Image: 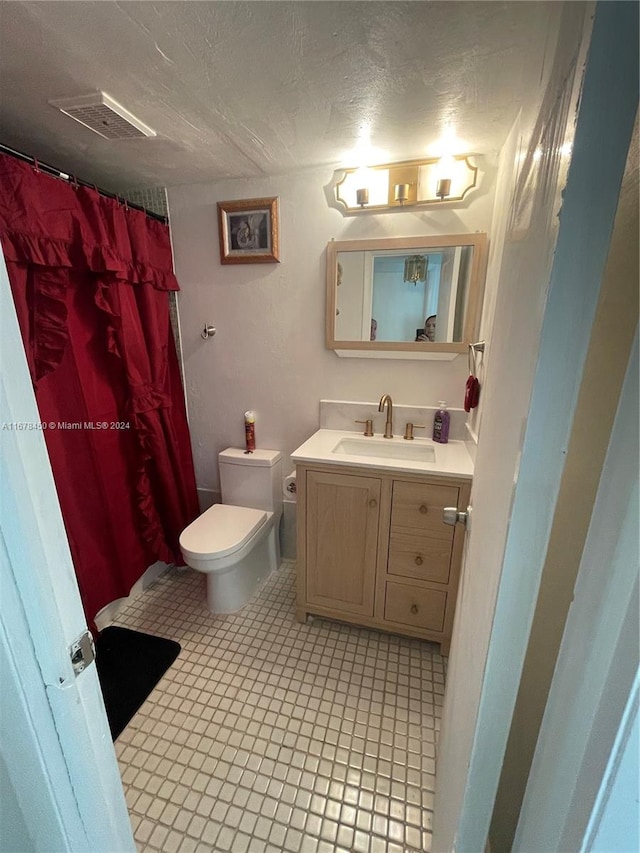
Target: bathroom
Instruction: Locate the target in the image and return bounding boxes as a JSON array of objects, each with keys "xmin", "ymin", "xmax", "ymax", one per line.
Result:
[{"xmin": 1, "ymin": 2, "xmax": 638, "ymax": 853}]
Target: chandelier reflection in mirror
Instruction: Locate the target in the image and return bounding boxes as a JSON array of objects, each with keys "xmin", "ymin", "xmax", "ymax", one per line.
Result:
[{"xmin": 404, "ymin": 255, "xmax": 427, "ymax": 284}]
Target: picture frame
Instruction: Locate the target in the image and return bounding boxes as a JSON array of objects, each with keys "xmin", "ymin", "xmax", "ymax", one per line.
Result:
[{"xmin": 217, "ymin": 196, "xmax": 280, "ymax": 264}]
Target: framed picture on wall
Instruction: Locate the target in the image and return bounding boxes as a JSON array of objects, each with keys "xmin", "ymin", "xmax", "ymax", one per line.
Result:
[{"xmin": 217, "ymin": 197, "xmax": 280, "ymax": 264}]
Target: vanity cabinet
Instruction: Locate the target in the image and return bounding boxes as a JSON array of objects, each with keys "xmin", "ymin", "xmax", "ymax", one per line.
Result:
[
  {"xmin": 296, "ymin": 463, "xmax": 471, "ymax": 655},
  {"xmin": 304, "ymin": 470, "xmax": 380, "ymax": 617}
]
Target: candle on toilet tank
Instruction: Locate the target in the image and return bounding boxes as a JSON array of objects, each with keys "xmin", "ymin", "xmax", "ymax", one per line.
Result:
[{"xmin": 244, "ymin": 411, "xmax": 256, "ymax": 453}]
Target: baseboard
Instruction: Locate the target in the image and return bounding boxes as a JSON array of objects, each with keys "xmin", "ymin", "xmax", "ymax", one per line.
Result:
[
  {"xmin": 94, "ymin": 560, "xmax": 172, "ymax": 631},
  {"xmin": 130, "ymin": 560, "xmax": 171, "ymax": 594},
  {"xmin": 197, "ymin": 487, "xmax": 219, "ymax": 512}
]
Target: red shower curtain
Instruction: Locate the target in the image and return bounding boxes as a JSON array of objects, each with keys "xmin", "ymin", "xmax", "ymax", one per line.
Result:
[{"xmin": 0, "ymin": 155, "xmax": 199, "ymax": 629}]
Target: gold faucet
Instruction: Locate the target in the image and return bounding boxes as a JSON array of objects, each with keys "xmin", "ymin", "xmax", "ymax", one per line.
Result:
[{"xmin": 378, "ymin": 394, "xmax": 393, "ymax": 438}]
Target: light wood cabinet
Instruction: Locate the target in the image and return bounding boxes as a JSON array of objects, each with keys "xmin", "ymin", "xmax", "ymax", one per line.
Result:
[
  {"xmin": 296, "ymin": 462, "xmax": 471, "ymax": 655},
  {"xmin": 304, "ymin": 470, "xmax": 380, "ymax": 617}
]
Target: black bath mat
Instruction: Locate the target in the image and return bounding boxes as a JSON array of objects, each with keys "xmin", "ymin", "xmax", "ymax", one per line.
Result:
[{"xmin": 95, "ymin": 626, "xmax": 181, "ymax": 740}]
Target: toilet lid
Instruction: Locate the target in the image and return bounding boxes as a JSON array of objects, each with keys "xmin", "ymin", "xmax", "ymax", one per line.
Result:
[{"xmin": 179, "ymin": 504, "xmax": 269, "ymax": 561}]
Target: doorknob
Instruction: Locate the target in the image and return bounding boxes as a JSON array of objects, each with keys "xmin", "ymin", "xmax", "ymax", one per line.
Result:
[{"xmin": 443, "ymin": 506, "xmax": 470, "ymax": 527}]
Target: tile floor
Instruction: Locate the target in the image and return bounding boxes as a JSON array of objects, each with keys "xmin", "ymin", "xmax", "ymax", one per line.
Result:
[{"xmin": 113, "ymin": 562, "xmax": 445, "ymax": 853}]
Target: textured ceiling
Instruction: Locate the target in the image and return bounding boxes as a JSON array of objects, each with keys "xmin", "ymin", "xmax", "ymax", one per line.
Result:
[{"xmin": 0, "ymin": 1, "xmax": 558, "ymax": 192}]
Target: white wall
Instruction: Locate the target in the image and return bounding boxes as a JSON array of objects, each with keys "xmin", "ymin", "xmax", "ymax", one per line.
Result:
[
  {"xmin": 588, "ymin": 680, "xmax": 639, "ymax": 853},
  {"xmin": 434, "ymin": 2, "xmax": 638, "ymax": 850},
  {"xmin": 335, "ymin": 250, "xmax": 365, "ymax": 340},
  {"xmin": 434, "ymin": 1, "xmax": 591, "ymax": 849},
  {"xmin": 168, "ymin": 165, "xmax": 495, "ymax": 496},
  {"xmin": 491, "ymin": 104, "xmax": 639, "ymax": 849}
]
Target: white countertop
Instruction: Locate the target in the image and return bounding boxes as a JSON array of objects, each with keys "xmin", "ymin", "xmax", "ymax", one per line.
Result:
[{"xmin": 291, "ymin": 429, "xmax": 474, "ymax": 480}]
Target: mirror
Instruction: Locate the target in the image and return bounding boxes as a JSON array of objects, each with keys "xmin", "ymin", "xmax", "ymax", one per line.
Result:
[{"xmin": 326, "ymin": 233, "xmax": 488, "ymax": 359}]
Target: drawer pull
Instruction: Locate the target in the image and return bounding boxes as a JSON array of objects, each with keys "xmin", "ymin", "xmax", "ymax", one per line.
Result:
[
  {"xmin": 414, "ymin": 555, "xmax": 423, "ymax": 566},
  {"xmin": 419, "ymin": 504, "xmax": 428, "ymax": 514},
  {"xmin": 369, "ymin": 498, "xmax": 377, "ymax": 508},
  {"xmin": 410, "ymin": 604, "xmax": 419, "ymax": 614}
]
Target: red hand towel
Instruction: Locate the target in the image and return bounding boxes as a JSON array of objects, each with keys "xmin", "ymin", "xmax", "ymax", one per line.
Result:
[{"xmin": 464, "ymin": 375, "xmax": 481, "ymax": 412}]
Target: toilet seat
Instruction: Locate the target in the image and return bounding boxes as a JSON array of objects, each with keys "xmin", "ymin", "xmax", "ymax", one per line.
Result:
[{"xmin": 179, "ymin": 504, "xmax": 270, "ymax": 562}]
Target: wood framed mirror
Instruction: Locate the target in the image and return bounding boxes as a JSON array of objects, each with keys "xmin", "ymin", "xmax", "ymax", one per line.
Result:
[{"xmin": 326, "ymin": 233, "xmax": 488, "ymax": 359}]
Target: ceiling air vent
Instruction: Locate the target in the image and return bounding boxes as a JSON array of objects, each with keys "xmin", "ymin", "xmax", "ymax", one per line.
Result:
[{"xmin": 48, "ymin": 92, "xmax": 156, "ymax": 140}]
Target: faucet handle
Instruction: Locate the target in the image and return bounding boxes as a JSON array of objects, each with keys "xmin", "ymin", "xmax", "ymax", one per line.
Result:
[
  {"xmin": 355, "ymin": 419, "xmax": 374, "ymax": 436},
  {"xmin": 404, "ymin": 422, "xmax": 425, "ymax": 440}
]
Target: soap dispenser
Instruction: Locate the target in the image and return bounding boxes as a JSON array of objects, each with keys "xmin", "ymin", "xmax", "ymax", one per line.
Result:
[{"xmin": 432, "ymin": 401, "xmax": 450, "ymax": 444}]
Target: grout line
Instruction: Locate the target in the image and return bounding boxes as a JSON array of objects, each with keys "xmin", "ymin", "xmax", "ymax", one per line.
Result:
[{"xmin": 113, "ymin": 561, "xmax": 441, "ymax": 853}]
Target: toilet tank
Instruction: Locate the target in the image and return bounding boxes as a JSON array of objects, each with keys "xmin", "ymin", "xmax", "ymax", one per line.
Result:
[{"xmin": 219, "ymin": 448, "xmax": 283, "ymax": 517}]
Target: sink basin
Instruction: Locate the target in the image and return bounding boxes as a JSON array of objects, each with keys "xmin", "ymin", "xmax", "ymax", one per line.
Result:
[
  {"xmin": 332, "ymin": 437, "xmax": 436, "ymax": 463},
  {"xmin": 291, "ymin": 428, "xmax": 472, "ymax": 478}
]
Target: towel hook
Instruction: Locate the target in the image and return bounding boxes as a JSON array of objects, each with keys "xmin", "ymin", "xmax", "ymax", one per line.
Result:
[
  {"xmin": 468, "ymin": 340, "xmax": 485, "ymax": 374},
  {"xmin": 201, "ymin": 324, "xmax": 216, "ymax": 340}
]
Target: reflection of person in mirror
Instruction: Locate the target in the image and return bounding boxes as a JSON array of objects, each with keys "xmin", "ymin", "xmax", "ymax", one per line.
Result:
[
  {"xmin": 370, "ymin": 318, "xmax": 378, "ymax": 341},
  {"xmin": 416, "ymin": 315, "xmax": 437, "ymax": 342}
]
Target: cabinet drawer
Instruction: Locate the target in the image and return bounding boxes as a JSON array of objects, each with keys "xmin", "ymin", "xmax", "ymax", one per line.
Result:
[
  {"xmin": 388, "ymin": 531, "xmax": 452, "ymax": 583},
  {"xmin": 391, "ymin": 480, "xmax": 458, "ymax": 538},
  {"xmin": 384, "ymin": 582, "xmax": 446, "ymax": 633}
]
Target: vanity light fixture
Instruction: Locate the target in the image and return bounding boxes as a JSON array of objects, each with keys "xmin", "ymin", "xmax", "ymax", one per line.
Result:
[
  {"xmin": 403, "ymin": 255, "xmax": 427, "ymax": 284},
  {"xmin": 394, "ymin": 183, "xmax": 410, "ymax": 204},
  {"xmin": 436, "ymin": 178, "xmax": 452, "ymax": 200},
  {"xmin": 329, "ymin": 155, "xmax": 478, "ymax": 215}
]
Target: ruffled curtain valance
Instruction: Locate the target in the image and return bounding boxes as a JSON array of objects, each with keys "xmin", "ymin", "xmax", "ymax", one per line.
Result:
[
  {"xmin": 0, "ymin": 157, "xmax": 177, "ymax": 284},
  {"xmin": 0, "ymin": 157, "xmax": 178, "ymax": 380}
]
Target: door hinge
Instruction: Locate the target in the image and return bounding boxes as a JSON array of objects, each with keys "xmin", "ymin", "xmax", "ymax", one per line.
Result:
[{"xmin": 69, "ymin": 630, "xmax": 95, "ymax": 676}]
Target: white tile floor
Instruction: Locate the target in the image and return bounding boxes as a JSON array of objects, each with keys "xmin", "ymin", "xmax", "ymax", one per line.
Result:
[{"xmin": 113, "ymin": 562, "xmax": 445, "ymax": 853}]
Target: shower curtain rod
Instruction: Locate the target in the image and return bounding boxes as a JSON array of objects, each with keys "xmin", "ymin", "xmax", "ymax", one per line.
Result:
[{"xmin": 0, "ymin": 142, "xmax": 168, "ymax": 224}]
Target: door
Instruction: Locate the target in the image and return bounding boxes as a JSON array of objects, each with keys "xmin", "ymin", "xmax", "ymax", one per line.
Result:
[
  {"xmin": 305, "ymin": 469, "xmax": 381, "ymax": 616},
  {"xmin": 0, "ymin": 247, "xmax": 135, "ymax": 851},
  {"xmin": 513, "ymin": 335, "xmax": 638, "ymax": 851},
  {"xmin": 433, "ymin": 4, "xmax": 638, "ymax": 851}
]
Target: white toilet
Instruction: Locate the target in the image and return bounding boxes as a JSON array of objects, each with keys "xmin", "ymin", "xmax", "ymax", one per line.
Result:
[{"xmin": 179, "ymin": 448, "xmax": 282, "ymax": 614}]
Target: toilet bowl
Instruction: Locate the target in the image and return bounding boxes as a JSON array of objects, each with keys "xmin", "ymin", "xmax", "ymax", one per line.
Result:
[{"xmin": 179, "ymin": 448, "xmax": 282, "ymax": 613}]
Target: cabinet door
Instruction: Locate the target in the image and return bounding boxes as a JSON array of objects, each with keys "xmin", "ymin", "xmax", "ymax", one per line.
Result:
[{"xmin": 305, "ymin": 470, "xmax": 381, "ymax": 617}]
